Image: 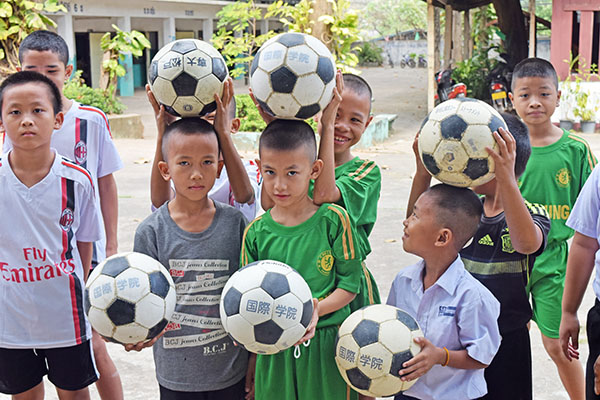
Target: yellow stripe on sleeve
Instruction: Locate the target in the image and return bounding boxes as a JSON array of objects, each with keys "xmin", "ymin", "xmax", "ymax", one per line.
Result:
[
  {"xmin": 327, "ymin": 204, "xmax": 355, "ymax": 260},
  {"xmin": 569, "ymin": 134, "xmax": 597, "ymax": 169},
  {"xmin": 349, "ymin": 160, "xmax": 370, "ymax": 178},
  {"xmin": 240, "ymin": 216, "xmax": 262, "ymax": 266},
  {"xmin": 354, "ymin": 161, "xmax": 376, "ymax": 182}
]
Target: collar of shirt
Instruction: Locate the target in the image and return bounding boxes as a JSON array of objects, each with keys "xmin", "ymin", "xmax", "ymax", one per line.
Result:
[{"xmin": 406, "ymin": 255, "xmax": 464, "ymax": 297}]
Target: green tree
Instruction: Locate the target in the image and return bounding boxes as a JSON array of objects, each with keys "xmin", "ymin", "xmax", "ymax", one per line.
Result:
[
  {"xmin": 361, "ymin": 0, "xmax": 427, "ymax": 38},
  {"xmin": 0, "ymin": 0, "xmax": 65, "ymax": 77},
  {"xmin": 99, "ymin": 24, "xmax": 150, "ymax": 97}
]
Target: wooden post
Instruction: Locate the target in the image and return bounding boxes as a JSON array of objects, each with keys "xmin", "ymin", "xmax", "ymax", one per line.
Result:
[
  {"xmin": 310, "ymin": 0, "xmax": 333, "ymax": 50},
  {"xmin": 453, "ymin": 10, "xmax": 463, "ymax": 63},
  {"xmin": 427, "ymin": 0, "xmax": 435, "ymax": 112},
  {"xmin": 463, "ymin": 10, "xmax": 471, "ymax": 60},
  {"xmin": 444, "ymin": 5, "xmax": 453, "ymax": 68},
  {"xmin": 529, "ymin": 0, "xmax": 536, "ymax": 57},
  {"xmin": 434, "ymin": 6, "xmax": 441, "ymax": 72}
]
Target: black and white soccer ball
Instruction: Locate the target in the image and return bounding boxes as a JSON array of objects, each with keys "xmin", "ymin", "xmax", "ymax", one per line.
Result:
[
  {"xmin": 249, "ymin": 32, "xmax": 336, "ymax": 120},
  {"xmin": 418, "ymin": 98, "xmax": 507, "ymax": 187},
  {"xmin": 84, "ymin": 252, "xmax": 176, "ymax": 344},
  {"xmin": 219, "ymin": 260, "xmax": 314, "ymax": 354},
  {"xmin": 335, "ymin": 304, "xmax": 423, "ymax": 397},
  {"xmin": 148, "ymin": 39, "xmax": 229, "ymax": 117}
]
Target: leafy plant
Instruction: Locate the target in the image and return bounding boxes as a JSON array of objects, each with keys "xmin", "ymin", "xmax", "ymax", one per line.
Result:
[
  {"xmin": 0, "ymin": 0, "xmax": 66, "ymax": 77},
  {"xmin": 236, "ymin": 93, "xmax": 317, "ymax": 132},
  {"xmin": 451, "ymin": 47, "xmax": 496, "ymax": 100},
  {"xmin": 562, "ymin": 53, "xmax": 600, "ymax": 122},
  {"xmin": 317, "ymin": 0, "xmax": 361, "ymax": 73},
  {"xmin": 360, "ymin": 0, "xmax": 427, "ymax": 38},
  {"xmin": 64, "ymin": 71, "xmax": 126, "ymax": 115},
  {"xmin": 356, "ymin": 42, "xmax": 383, "ymax": 65},
  {"xmin": 99, "ymin": 24, "xmax": 150, "ymax": 97}
]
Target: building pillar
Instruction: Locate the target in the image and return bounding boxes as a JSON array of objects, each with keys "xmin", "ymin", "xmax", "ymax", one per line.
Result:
[
  {"xmin": 116, "ymin": 16, "xmax": 134, "ymax": 97},
  {"xmin": 56, "ymin": 14, "xmax": 76, "ymax": 72},
  {"xmin": 203, "ymin": 18, "xmax": 213, "ymax": 42},
  {"xmin": 162, "ymin": 17, "xmax": 176, "ymax": 48},
  {"xmin": 260, "ymin": 19, "xmax": 269, "ymax": 35}
]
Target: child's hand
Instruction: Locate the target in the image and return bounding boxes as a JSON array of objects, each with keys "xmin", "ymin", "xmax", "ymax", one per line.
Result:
[
  {"xmin": 123, "ymin": 328, "xmax": 166, "ymax": 352},
  {"xmin": 559, "ymin": 311, "xmax": 581, "ymax": 361},
  {"xmin": 245, "ymin": 353, "xmax": 256, "ymax": 400},
  {"xmin": 249, "ymin": 88, "xmax": 275, "ymax": 125},
  {"xmin": 319, "ymin": 70, "xmax": 343, "ymax": 132},
  {"xmin": 146, "ymin": 84, "xmax": 177, "ymax": 139},
  {"xmin": 486, "ymin": 127, "xmax": 516, "ymax": 185},
  {"xmin": 398, "ymin": 337, "xmax": 444, "ymax": 381},
  {"xmin": 412, "ymin": 132, "xmax": 429, "ymax": 178},
  {"xmin": 294, "ymin": 298, "xmax": 319, "ymax": 345},
  {"xmin": 214, "ymin": 77, "xmax": 234, "ymax": 137}
]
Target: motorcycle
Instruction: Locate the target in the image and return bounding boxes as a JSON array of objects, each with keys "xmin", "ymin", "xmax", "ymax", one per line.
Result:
[
  {"xmin": 417, "ymin": 54, "xmax": 427, "ymax": 68},
  {"xmin": 487, "ymin": 51, "xmax": 513, "ymax": 113},
  {"xmin": 400, "ymin": 54, "xmax": 416, "ymax": 68},
  {"xmin": 434, "ymin": 69, "xmax": 467, "ymax": 104}
]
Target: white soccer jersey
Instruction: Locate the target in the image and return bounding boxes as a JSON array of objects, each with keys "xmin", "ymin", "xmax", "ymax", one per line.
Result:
[
  {"xmin": 3, "ymin": 101, "xmax": 123, "ymax": 263},
  {"xmin": 0, "ymin": 151, "xmax": 102, "ymax": 348},
  {"xmin": 211, "ymin": 161, "xmax": 261, "ymax": 221}
]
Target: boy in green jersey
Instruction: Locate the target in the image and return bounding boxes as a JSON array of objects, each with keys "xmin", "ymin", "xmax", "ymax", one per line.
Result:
[
  {"xmin": 511, "ymin": 58, "xmax": 597, "ymax": 399},
  {"xmin": 241, "ymin": 118, "xmax": 362, "ymax": 400}
]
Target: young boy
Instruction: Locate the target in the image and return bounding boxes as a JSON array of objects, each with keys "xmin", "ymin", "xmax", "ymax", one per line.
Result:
[
  {"xmin": 408, "ymin": 115, "xmax": 550, "ymax": 399},
  {"xmin": 388, "ymin": 184, "xmax": 501, "ymax": 400},
  {"xmin": 560, "ymin": 163, "xmax": 600, "ymax": 400},
  {"xmin": 512, "ymin": 58, "xmax": 596, "ymax": 399},
  {"xmin": 2, "ymin": 30, "xmax": 124, "ymax": 398},
  {"xmin": 133, "ymin": 109, "xmax": 251, "ymax": 398},
  {"xmin": 0, "ymin": 71, "xmax": 101, "ymax": 399},
  {"xmin": 241, "ymin": 119, "xmax": 363, "ymax": 400},
  {"xmin": 147, "ymin": 80, "xmax": 260, "ymax": 222}
]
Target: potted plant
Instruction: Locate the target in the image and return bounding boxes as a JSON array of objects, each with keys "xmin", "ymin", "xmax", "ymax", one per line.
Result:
[
  {"xmin": 573, "ymin": 87, "xmax": 598, "ymax": 133},
  {"xmin": 560, "ymin": 54, "xmax": 599, "ymax": 133}
]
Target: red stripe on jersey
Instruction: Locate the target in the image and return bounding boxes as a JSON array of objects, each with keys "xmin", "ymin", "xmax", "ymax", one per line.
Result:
[
  {"xmin": 69, "ymin": 274, "xmax": 83, "ymax": 344},
  {"xmin": 79, "ymin": 106, "xmax": 112, "ymax": 138},
  {"xmin": 61, "ymin": 178, "xmax": 69, "ymax": 261},
  {"xmin": 61, "ymin": 161, "xmax": 94, "ymax": 189},
  {"xmin": 75, "ymin": 118, "xmax": 81, "ymax": 144}
]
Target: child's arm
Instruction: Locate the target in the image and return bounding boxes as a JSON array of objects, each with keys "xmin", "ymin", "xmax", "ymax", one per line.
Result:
[
  {"xmin": 489, "ymin": 127, "xmax": 543, "ymax": 254},
  {"xmin": 147, "ymin": 85, "xmax": 176, "ymax": 208},
  {"xmin": 214, "ymin": 78, "xmax": 254, "ymax": 204},
  {"xmin": 560, "ymin": 231, "xmax": 598, "ymax": 360},
  {"xmin": 77, "ymin": 241, "xmax": 93, "ymax": 281},
  {"xmin": 317, "ymin": 288, "xmax": 355, "ymax": 316},
  {"xmin": 245, "ymin": 353, "xmax": 256, "ymax": 400},
  {"xmin": 98, "ymin": 174, "xmax": 118, "ymax": 256},
  {"xmin": 399, "ymin": 337, "xmax": 486, "ymax": 381},
  {"xmin": 313, "ymin": 71, "xmax": 343, "ymax": 205},
  {"xmin": 406, "ymin": 133, "xmax": 431, "ymax": 218}
]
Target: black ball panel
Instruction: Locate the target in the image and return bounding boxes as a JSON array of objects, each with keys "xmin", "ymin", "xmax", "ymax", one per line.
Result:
[
  {"xmin": 300, "ymin": 300, "xmax": 314, "ymax": 328},
  {"xmin": 84, "ymin": 289, "xmax": 91, "ymax": 315},
  {"xmin": 146, "ymin": 318, "xmax": 168, "ymax": 340},
  {"xmin": 296, "ymin": 103, "xmax": 321, "ymax": 120},
  {"xmin": 440, "ymin": 115, "xmax": 468, "ymax": 140},
  {"xmin": 257, "ymin": 99, "xmax": 275, "ymax": 117},
  {"xmin": 101, "ymin": 257, "xmax": 130, "ymax": 277},
  {"xmin": 250, "ymin": 51, "xmax": 261, "ymax": 77},
  {"xmin": 149, "ymin": 271, "xmax": 170, "ymax": 298},
  {"xmin": 107, "ymin": 299, "xmax": 136, "ymax": 326},
  {"xmin": 488, "ymin": 115, "xmax": 507, "ymax": 135},
  {"xmin": 277, "ymin": 33, "xmax": 306, "ymax": 47},
  {"xmin": 352, "ymin": 319, "xmax": 380, "ymax": 347},
  {"xmin": 464, "ymin": 158, "xmax": 490, "ymax": 180},
  {"xmin": 316, "ymin": 56, "xmax": 335, "ymax": 83},
  {"xmin": 171, "ymin": 40, "xmax": 198, "ymax": 54},
  {"xmin": 149, "ymin": 60, "xmax": 159, "ymax": 84},
  {"xmin": 223, "ymin": 287, "xmax": 243, "ymax": 316},
  {"xmin": 212, "ymin": 57, "xmax": 228, "ymax": 82},
  {"xmin": 199, "ymin": 101, "xmax": 217, "ymax": 116},
  {"xmin": 171, "ymin": 72, "xmax": 198, "ymax": 97},
  {"xmin": 163, "ymin": 105, "xmax": 181, "ymax": 117},
  {"xmin": 396, "ymin": 310, "xmax": 419, "ymax": 331},
  {"xmin": 271, "ymin": 67, "xmax": 297, "ymax": 94},
  {"xmin": 346, "ymin": 368, "xmax": 371, "ymax": 390},
  {"xmin": 254, "ymin": 320, "xmax": 284, "ymax": 345},
  {"xmin": 261, "ymin": 272, "xmax": 290, "ymax": 299},
  {"xmin": 390, "ymin": 350, "xmax": 414, "ymax": 378},
  {"xmin": 422, "ymin": 153, "xmax": 441, "ymax": 175}
]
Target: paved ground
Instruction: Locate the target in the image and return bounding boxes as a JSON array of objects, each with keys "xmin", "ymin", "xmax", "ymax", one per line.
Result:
[{"xmin": 4, "ymin": 66, "xmax": 599, "ymax": 399}]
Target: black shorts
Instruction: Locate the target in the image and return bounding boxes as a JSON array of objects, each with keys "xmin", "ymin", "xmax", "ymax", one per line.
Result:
[
  {"xmin": 159, "ymin": 378, "xmax": 245, "ymax": 400},
  {"xmin": 482, "ymin": 326, "xmax": 532, "ymax": 400},
  {"xmin": 586, "ymin": 299, "xmax": 600, "ymax": 400},
  {"xmin": 0, "ymin": 340, "xmax": 98, "ymax": 395}
]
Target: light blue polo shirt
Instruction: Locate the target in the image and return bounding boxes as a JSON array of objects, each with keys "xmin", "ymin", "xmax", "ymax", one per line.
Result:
[{"xmin": 387, "ymin": 256, "xmax": 501, "ymax": 400}]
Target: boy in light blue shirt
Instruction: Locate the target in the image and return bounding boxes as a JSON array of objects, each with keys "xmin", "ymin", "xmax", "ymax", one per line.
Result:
[{"xmin": 387, "ymin": 184, "xmax": 501, "ymax": 400}]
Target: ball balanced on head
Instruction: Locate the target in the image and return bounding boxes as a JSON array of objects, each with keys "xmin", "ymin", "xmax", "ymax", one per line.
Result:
[
  {"xmin": 148, "ymin": 38, "xmax": 229, "ymax": 117},
  {"xmin": 418, "ymin": 98, "xmax": 507, "ymax": 187},
  {"xmin": 250, "ymin": 32, "xmax": 336, "ymax": 120}
]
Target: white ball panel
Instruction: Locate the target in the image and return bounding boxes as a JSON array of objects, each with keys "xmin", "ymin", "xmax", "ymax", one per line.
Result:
[
  {"xmin": 151, "ymin": 77, "xmax": 178, "ymax": 106},
  {"xmin": 88, "ymin": 307, "xmax": 115, "ymax": 338},
  {"xmin": 285, "ymin": 44, "xmax": 318, "ymax": 76},
  {"xmin": 461, "ymin": 125, "xmax": 497, "ymax": 158},
  {"xmin": 455, "ymin": 100, "xmax": 493, "ymax": 125},
  {"xmin": 88, "ymin": 274, "xmax": 117, "ymax": 309},
  {"xmin": 245, "ymin": 341, "xmax": 279, "ymax": 355},
  {"xmin": 239, "ymin": 288, "xmax": 274, "ymax": 325},
  {"xmin": 357, "ymin": 342, "xmax": 393, "ymax": 379},
  {"xmin": 171, "ymin": 96, "xmax": 204, "ymax": 117},
  {"xmin": 266, "ymin": 93, "xmax": 301, "ymax": 119},
  {"xmin": 369, "ymin": 374, "xmax": 406, "ymax": 397},
  {"xmin": 304, "ymin": 34, "xmax": 333, "ymax": 58},
  {"xmin": 113, "ymin": 323, "xmax": 150, "ymax": 344},
  {"xmin": 318, "ymin": 79, "xmax": 336, "ymax": 110},
  {"xmin": 428, "ymin": 98, "xmax": 461, "ymax": 122},
  {"xmin": 225, "ymin": 314, "xmax": 256, "ymax": 346},
  {"xmin": 230, "ymin": 267, "xmax": 267, "ymax": 294},
  {"xmin": 156, "ymin": 51, "xmax": 185, "ymax": 81},
  {"xmin": 272, "ymin": 293, "xmax": 304, "ymax": 329},
  {"xmin": 361, "ymin": 304, "xmax": 398, "ymax": 323},
  {"xmin": 195, "ymin": 74, "xmax": 222, "ymax": 105},
  {"xmin": 164, "ymin": 288, "xmax": 176, "ymax": 320},
  {"xmin": 257, "ymin": 42, "xmax": 288, "ymax": 73},
  {"xmin": 275, "ymin": 324, "xmax": 306, "ymax": 351},
  {"xmin": 336, "ymin": 333, "xmax": 361, "ymax": 370},
  {"xmin": 433, "ymin": 140, "xmax": 469, "ymax": 172},
  {"xmin": 182, "ymin": 49, "xmax": 213, "ymax": 80},
  {"xmin": 257, "ymin": 260, "xmax": 294, "ymax": 275},
  {"xmin": 286, "ymin": 271, "xmax": 312, "ymax": 304},
  {"xmin": 125, "ymin": 252, "xmax": 162, "ymax": 274},
  {"xmin": 135, "ymin": 293, "xmax": 166, "ymax": 329},
  {"xmin": 293, "ymin": 74, "xmax": 325, "ymax": 105},
  {"xmin": 114, "ymin": 268, "xmax": 150, "ymax": 303},
  {"xmin": 338, "ymin": 308, "xmax": 364, "ymax": 336},
  {"xmin": 250, "ymin": 69, "xmax": 272, "ymax": 103},
  {"xmin": 418, "ymin": 120, "xmax": 442, "ymax": 154},
  {"xmin": 435, "ymin": 170, "xmax": 471, "ymax": 187}
]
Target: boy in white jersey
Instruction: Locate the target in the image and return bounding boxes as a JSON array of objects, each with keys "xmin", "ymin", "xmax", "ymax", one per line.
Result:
[
  {"xmin": 1, "ymin": 30, "xmax": 125, "ymax": 399},
  {"xmin": 0, "ymin": 71, "xmax": 101, "ymax": 399}
]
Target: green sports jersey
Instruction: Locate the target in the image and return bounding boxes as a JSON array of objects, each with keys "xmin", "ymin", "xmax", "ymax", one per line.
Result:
[
  {"xmin": 309, "ymin": 157, "xmax": 381, "ymax": 259},
  {"xmin": 241, "ymin": 203, "xmax": 362, "ymax": 328},
  {"xmin": 519, "ymin": 129, "xmax": 597, "ymax": 244}
]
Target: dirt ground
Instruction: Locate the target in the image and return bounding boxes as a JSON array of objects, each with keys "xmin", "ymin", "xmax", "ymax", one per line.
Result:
[{"xmin": 4, "ymin": 66, "xmax": 599, "ymax": 400}]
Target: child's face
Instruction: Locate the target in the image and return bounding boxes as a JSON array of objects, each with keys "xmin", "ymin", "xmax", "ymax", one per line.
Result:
[
  {"xmin": 402, "ymin": 192, "xmax": 443, "ymax": 257},
  {"xmin": 20, "ymin": 50, "xmax": 72, "ymax": 99},
  {"xmin": 159, "ymin": 133, "xmax": 219, "ymax": 203},
  {"xmin": 0, "ymin": 82, "xmax": 63, "ymax": 151},
  {"xmin": 259, "ymin": 145, "xmax": 321, "ymax": 208},
  {"xmin": 333, "ymin": 89, "xmax": 372, "ymax": 156},
  {"xmin": 510, "ymin": 76, "xmax": 559, "ymax": 127}
]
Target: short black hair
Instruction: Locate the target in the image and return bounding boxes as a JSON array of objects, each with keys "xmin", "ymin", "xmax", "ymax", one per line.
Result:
[
  {"xmin": 259, "ymin": 119, "xmax": 317, "ymax": 161},
  {"xmin": 0, "ymin": 71, "xmax": 62, "ymax": 117},
  {"xmin": 162, "ymin": 117, "xmax": 218, "ymax": 159},
  {"xmin": 19, "ymin": 30, "xmax": 69, "ymax": 66},
  {"xmin": 342, "ymin": 73, "xmax": 373, "ymax": 112},
  {"xmin": 425, "ymin": 184, "xmax": 483, "ymax": 250},
  {"xmin": 501, "ymin": 112, "xmax": 531, "ymax": 177},
  {"xmin": 511, "ymin": 58, "xmax": 558, "ymax": 91}
]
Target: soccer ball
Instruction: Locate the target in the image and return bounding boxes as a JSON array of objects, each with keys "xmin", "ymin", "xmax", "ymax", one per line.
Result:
[
  {"xmin": 335, "ymin": 304, "xmax": 423, "ymax": 397},
  {"xmin": 148, "ymin": 39, "xmax": 229, "ymax": 117},
  {"xmin": 84, "ymin": 252, "xmax": 176, "ymax": 344},
  {"xmin": 250, "ymin": 32, "xmax": 336, "ymax": 120},
  {"xmin": 418, "ymin": 98, "xmax": 507, "ymax": 187},
  {"xmin": 219, "ymin": 260, "xmax": 314, "ymax": 354}
]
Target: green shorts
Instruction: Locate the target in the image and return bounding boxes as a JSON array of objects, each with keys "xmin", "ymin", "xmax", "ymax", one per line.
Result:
[
  {"xmin": 526, "ymin": 241, "xmax": 568, "ymax": 339},
  {"xmin": 348, "ymin": 262, "xmax": 381, "ymax": 313},
  {"xmin": 255, "ymin": 325, "xmax": 357, "ymax": 400}
]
